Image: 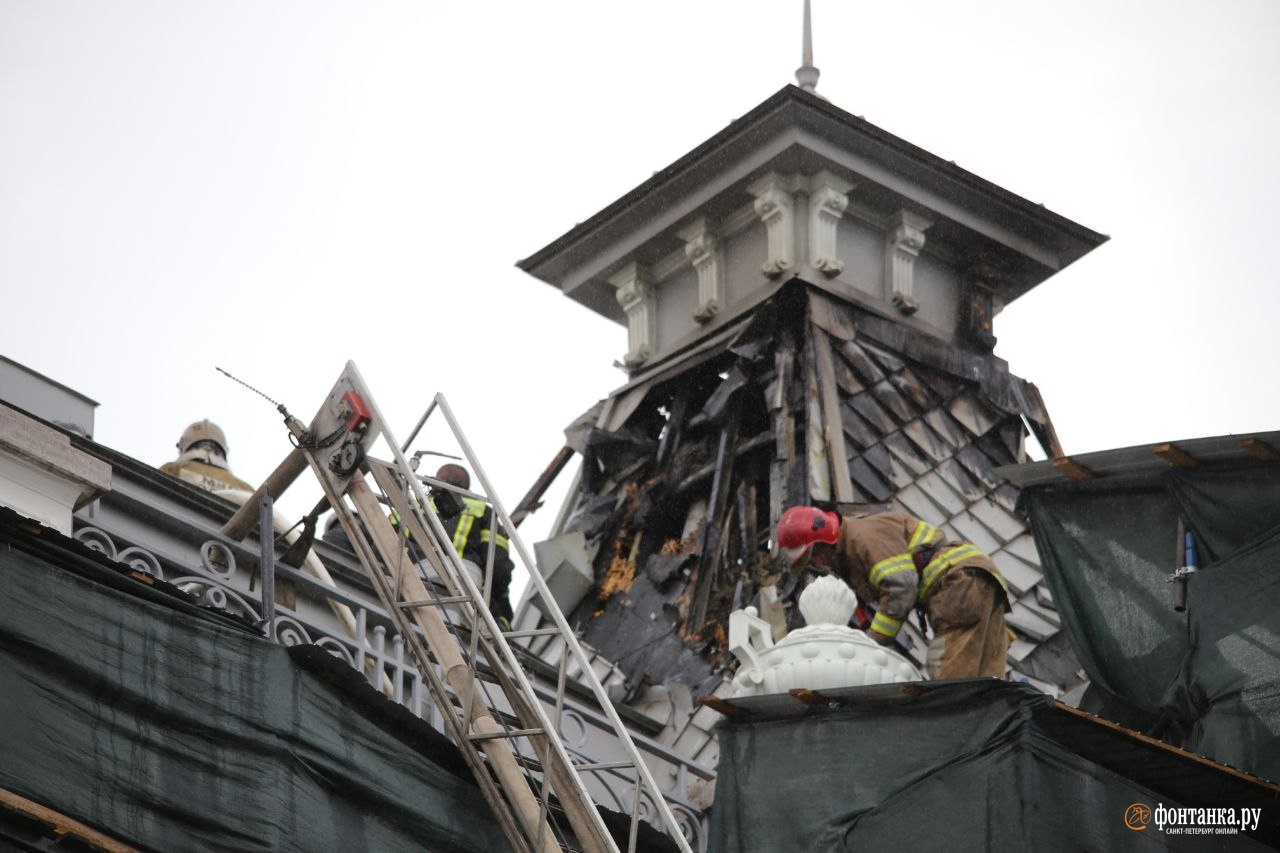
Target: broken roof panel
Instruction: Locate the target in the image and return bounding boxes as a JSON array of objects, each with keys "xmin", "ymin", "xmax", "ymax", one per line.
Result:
[{"xmin": 520, "ymin": 283, "xmax": 1080, "ymax": 725}]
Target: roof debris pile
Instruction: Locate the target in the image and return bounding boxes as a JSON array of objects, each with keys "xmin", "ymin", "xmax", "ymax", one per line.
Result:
[{"xmin": 549, "ymin": 281, "xmax": 1080, "ymax": 698}]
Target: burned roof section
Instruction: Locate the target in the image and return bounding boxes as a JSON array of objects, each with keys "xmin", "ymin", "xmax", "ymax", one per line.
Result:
[{"xmin": 535, "ymin": 280, "xmax": 1077, "ymax": 698}]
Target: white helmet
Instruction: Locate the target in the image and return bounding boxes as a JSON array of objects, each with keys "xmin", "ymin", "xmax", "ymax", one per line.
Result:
[{"xmin": 178, "ymin": 419, "xmax": 228, "ymax": 455}]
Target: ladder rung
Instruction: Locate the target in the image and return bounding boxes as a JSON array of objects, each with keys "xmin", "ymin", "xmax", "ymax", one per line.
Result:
[
  {"xmin": 503, "ymin": 628, "xmax": 562, "ymax": 639},
  {"xmin": 399, "ymin": 595, "xmax": 472, "ymax": 609},
  {"xmin": 574, "ymin": 760, "xmax": 635, "ymax": 772},
  {"xmin": 469, "ymin": 727, "xmax": 544, "ymax": 742}
]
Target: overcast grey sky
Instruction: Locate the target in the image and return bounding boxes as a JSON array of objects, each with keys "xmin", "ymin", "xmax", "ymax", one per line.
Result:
[{"xmin": 3, "ymin": 1, "xmax": 1278, "ymax": 581}]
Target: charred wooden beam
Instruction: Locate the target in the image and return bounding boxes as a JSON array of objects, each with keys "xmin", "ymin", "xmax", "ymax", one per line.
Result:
[
  {"xmin": 768, "ymin": 329, "xmax": 796, "ymax": 532},
  {"xmin": 511, "ymin": 445, "xmax": 575, "ymax": 527},
  {"xmin": 782, "ymin": 332, "xmax": 810, "ymax": 512},
  {"xmin": 674, "ymin": 431, "xmax": 774, "ymax": 494},
  {"xmin": 654, "ymin": 389, "xmax": 691, "ymax": 473},
  {"xmin": 700, "ymin": 364, "xmax": 750, "ymax": 423},
  {"xmin": 691, "ymin": 411, "xmax": 740, "ymax": 631}
]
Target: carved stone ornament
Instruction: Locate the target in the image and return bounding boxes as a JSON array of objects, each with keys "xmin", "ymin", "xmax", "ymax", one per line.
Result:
[
  {"xmin": 728, "ymin": 575, "xmax": 922, "ymax": 696},
  {"xmin": 807, "ymin": 171, "xmax": 855, "ymax": 277},
  {"xmin": 678, "ymin": 218, "xmax": 726, "ymax": 323},
  {"xmin": 610, "ymin": 263, "xmax": 656, "ymax": 367},
  {"xmin": 748, "ymin": 173, "xmax": 798, "ymax": 278},
  {"xmin": 885, "ymin": 211, "xmax": 932, "ymax": 315}
]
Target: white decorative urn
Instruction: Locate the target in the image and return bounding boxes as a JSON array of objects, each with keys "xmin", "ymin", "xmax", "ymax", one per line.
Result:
[{"xmin": 728, "ymin": 575, "xmax": 922, "ymax": 696}]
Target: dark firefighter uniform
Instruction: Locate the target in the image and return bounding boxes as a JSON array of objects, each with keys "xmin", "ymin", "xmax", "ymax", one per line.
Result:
[{"xmin": 439, "ymin": 496, "xmax": 515, "ymax": 625}]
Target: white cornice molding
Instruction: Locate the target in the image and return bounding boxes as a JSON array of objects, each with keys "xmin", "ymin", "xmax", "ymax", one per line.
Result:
[
  {"xmin": 677, "ymin": 217, "xmax": 727, "ymax": 323},
  {"xmin": 610, "ymin": 262, "xmax": 657, "ymax": 367},
  {"xmin": 885, "ymin": 210, "xmax": 932, "ymax": 315},
  {"xmin": 807, "ymin": 170, "xmax": 855, "ymax": 277},
  {"xmin": 748, "ymin": 172, "xmax": 803, "ymax": 278}
]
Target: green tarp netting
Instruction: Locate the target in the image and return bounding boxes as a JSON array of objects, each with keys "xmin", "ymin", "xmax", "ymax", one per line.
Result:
[
  {"xmin": 1022, "ymin": 464, "xmax": 1280, "ymax": 781},
  {"xmin": 709, "ymin": 681, "xmax": 1272, "ymax": 852},
  {"xmin": 0, "ymin": 528, "xmax": 511, "ymax": 852}
]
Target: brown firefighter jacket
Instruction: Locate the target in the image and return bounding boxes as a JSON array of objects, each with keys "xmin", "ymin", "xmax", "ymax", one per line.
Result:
[
  {"xmin": 160, "ymin": 459, "xmax": 254, "ymax": 494},
  {"xmin": 833, "ymin": 512, "xmax": 1009, "ymax": 641}
]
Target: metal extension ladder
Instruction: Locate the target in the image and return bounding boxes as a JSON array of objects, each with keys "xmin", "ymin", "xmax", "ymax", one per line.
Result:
[{"xmin": 225, "ymin": 362, "xmax": 691, "ymax": 853}]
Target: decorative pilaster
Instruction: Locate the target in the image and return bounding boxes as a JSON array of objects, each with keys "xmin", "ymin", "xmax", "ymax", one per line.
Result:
[
  {"xmin": 748, "ymin": 173, "xmax": 797, "ymax": 278},
  {"xmin": 884, "ymin": 211, "xmax": 932, "ymax": 315},
  {"xmin": 611, "ymin": 263, "xmax": 656, "ymax": 367},
  {"xmin": 807, "ymin": 171, "xmax": 854, "ymax": 277},
  {"xmin": 677, "ymin": 218, "xmax": 726, "ymax": 323}
]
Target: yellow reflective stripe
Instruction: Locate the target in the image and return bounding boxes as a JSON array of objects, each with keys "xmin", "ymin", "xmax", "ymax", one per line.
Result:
[
  {"xmin": 920, "ymin": 544, "xmax": 984, "ymax": 596},
  {"xmin": 387, "ymin": 508, "xmax": 412, "ymax": 540},
  {"xmin": 453, "ymin": 513, "xmax": 475, "ymax": 553},
  {"xmin": 908, "ymin": 521, "xmax": 938, "ymax": 551},
  {"xmin": 869, "ymin": 553, "xmax": 914, "ymax": 588},
  {"xmin": 869, "ymin": 611, "xmax": 904, "ymax": 638},
  {"xmin": 479, "ymin": 530, "xmax": 510, "ymax": 550},
  {"xmin": 871, "ymin": 562, "xmax": 916, "ymax": 590},
  {"xmin": 461, "ymin": 497, "xmax": 487, "ymax": 518}
]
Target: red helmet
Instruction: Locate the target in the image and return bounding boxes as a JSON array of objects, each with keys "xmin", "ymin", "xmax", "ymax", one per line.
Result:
[{"xmin": 777, "ymin": 506, "xmax": 840, "ymax": 567}]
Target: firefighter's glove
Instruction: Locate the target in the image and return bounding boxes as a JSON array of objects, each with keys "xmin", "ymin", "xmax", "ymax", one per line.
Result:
[{"xmin": 870, "ymin": 631, "xmax": 896, "ymax": 647}]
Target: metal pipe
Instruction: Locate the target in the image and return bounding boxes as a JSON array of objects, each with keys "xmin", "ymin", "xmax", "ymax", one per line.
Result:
[
  {"xmin": 400, "ymin": 398, "xmax": 440, "ymax": 453},
  {"xmin": 259, "ymin": 489, "xmax": 275, "ymax": 635},
  {"xmin": 222, "ymin": 447, "xmax": 307, "ymax": 541}
]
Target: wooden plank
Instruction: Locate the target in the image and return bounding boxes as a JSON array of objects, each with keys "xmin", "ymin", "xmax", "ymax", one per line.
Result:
[
  {"xmin": 0, "ymin": 786, "xmax": 137, "ymax": 852},
  {"xmin": 509, "ymin": 445, "xmax": 574, "ymax": 527},
  {"xmin": 347, "ymin": 476, "xmax": 569, "ymax": 852},
  {"xmin": 803, "ymin": 331, "xmax": 831, "ymax": 502},
  {"xmin": 788, "ymin": 688, "xmax": 828, "ymax": 705},
  {"xmin": 1051, "ymin": 456, "xmax": 1095, "ymax": 481},
  {"xmin": 698, "ymin": 694, "xmax": 750, "ymax": 719},
  {"xmin": 1241, "ymin": 437, "xmax": 1280, "ymax": 462},
  {"xmin": 813, "ymin": 326, "xmax": 856, "ymax": 504},
  {"xmin": 1153, "ymin": 442, "xmax": 1199, "ymax": 469},
  {"xmin": 1049, "ymin": 701, "xmax": 1280, "ymax": 794}
]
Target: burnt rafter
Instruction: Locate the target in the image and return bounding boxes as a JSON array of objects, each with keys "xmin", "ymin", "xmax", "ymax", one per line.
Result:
[{"xmin": 559, "ymin": 281, "xmax": 1061, "ymax": 692}]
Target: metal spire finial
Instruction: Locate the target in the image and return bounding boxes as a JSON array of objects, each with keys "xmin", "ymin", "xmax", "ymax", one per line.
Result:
[{"xmin": 795, "ymin": 0, "xmax": 820, "ymax": 92}]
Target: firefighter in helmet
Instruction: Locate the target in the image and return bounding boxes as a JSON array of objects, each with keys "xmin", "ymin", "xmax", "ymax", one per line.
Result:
[
  {"xmin": 432, "ymin": 464, "xmax": 515, "ymax": 627},
  {"xmin": 777, "ymin": 506, "xmax": 1010, "ymax": 679},
  {"xmin": 159, "ymin": 419, "xmax": 254, "ymax": 494}
]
